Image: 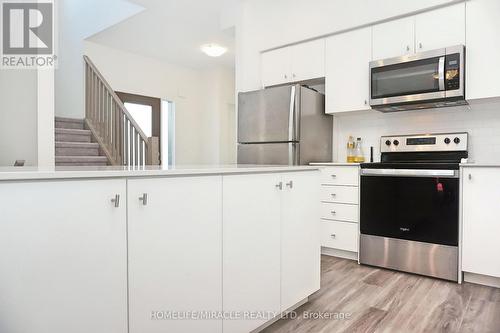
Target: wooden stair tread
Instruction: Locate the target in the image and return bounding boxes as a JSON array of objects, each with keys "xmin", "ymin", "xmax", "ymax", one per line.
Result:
[
  {"xmin": 56, "ymin": 156, "xmax": 108, "ymax": 162},
  {"xmin": 55, "ymin": 142, "xmax": 99, "ymax": 148}
]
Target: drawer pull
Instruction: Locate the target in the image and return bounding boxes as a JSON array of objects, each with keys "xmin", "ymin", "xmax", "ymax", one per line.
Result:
[
  {"xmin": 111, "ymin": 194, "xmax": 120, "ymax": 208},
  {"xmin": 331, "ymin": 211, "xmax": 337, "ymax": 215},
  {"xmin": 139, "ymin": 193, "xmax": 148, "ymax": 206},
  {"xmin": 331, "ymin": 234, "xmax": 337, "ymax": 239},
  {"xmin": 331, "ymin": 175, "xmax": 337, "ymax": 178},
  {"xmin": 331, "ymin": 193, "xmax": 337, "ymax": 197}
]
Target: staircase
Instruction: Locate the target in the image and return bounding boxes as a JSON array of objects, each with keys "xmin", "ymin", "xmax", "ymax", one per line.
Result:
[{"xmin": 55, "ymin": 117, "xmax": 109, "ymax": 166}]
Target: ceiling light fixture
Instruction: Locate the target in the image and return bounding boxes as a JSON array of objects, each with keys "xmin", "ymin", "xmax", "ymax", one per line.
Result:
[{"xmin": 201, "ymin": 43, "xmax": 228, "ymax": 57}]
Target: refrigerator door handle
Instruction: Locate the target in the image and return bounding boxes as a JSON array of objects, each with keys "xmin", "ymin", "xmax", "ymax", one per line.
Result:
[{"xmin": 288, "ymin": 85, "xmax": 297, "ymax": 142}]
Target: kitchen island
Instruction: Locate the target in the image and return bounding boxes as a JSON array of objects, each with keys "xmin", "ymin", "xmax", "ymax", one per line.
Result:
[{"xmin": 0, "ymin": 165, "xmax": 321, "ymax": 333}]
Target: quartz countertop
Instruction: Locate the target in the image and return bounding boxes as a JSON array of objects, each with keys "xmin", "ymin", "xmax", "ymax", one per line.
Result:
[
  {"xmin": 310, "ymin": 162, "xmax": 360, "ymax": 166},
  {"xmin": 460, "ymin": 163, "xmax": 500, "ymax": 168},
  {"xmin": 0, "ymin": 165, "xmax": 319, "ymax": 181}
]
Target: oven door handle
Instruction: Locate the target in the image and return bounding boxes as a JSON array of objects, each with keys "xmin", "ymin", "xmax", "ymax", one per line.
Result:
[{"xmin": 361, "ymin": 169, "xmax": 459, "ymax": 178}]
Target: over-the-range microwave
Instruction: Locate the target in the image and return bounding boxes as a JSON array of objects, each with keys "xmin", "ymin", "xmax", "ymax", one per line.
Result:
[{"xmin": 370, "ymin": 45, "xmax": 466, "ymax": 112}]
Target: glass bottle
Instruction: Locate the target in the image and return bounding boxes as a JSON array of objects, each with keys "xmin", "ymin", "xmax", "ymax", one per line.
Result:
[
  {"xmin": 346, "ymin": 136, "xmax": 355, "ymax": 163},
  {"xmin": 354, "ymin": 138, "xmax": 365, "ymax": 163}
]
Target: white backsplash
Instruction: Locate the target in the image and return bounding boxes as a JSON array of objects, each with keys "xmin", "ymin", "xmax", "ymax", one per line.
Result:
[{"xmin": 332, "ymin": 100, "xmax": 500, "ymax": 164}]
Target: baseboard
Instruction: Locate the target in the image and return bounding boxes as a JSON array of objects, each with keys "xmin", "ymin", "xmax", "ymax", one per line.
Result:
[
  {"xmin": 321, "ymin": 247, "xmax": 358, "ymax": 261},
  {"xmin": 463, "ymin": 272, "xmax": 500, "ymax": 289},
  {"xmin": 250, "ymin": 298, "xmax": 309, "ymax": 333}
]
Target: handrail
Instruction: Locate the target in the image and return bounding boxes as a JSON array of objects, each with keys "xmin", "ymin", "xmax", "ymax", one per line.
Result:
[{"xmin": 84, "ymin": 55, "xmax": 160, "ymax": 166}]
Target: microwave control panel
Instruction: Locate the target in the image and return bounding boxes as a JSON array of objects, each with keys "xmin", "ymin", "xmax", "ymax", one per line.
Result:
[{"xmin": 445, "ymin": 53, "xmax": 460, "ymax": 91}]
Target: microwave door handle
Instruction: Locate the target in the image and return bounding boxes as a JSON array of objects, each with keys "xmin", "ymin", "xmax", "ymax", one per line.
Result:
[{"xmin": 438, "ymin": 56, "xmax": 446, "ymax": 91}]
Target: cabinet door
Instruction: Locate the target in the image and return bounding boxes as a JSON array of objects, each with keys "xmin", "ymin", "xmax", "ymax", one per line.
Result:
[
  {"xmin": 372, "ymin": 16, "xmax": 415, "ymax": 60},
  {"xmin": 128, "ymin": 177, "xmax": 223, "ymax": 333},
  {"xmin": 462, "ymin": 168, "xmax": 500, "ymax": 278},
  {"xmin": 326, "ymin": 28, "xmax": 371, "ymax": 114},
  {"xmin": 0, "ymin": 180, "xmax": 127, "ymax": 333},
  {"xmin": 466, "ymin": 0, "xmax": 500, "ymax": 100},
  {"xmin": 262, "ymin": 47, "xmax": 292, "ymax": 87},
  {"xmin": 281, "ymin": 172, "xmax": 321, "ymax": 312},
  {"xmin": 223, "ymin": 174, "xmax": 282, "ymax": 333},
  {"xmin": 291, "ymin": 39, "xmax": 325, "ymax": 82},
  {"xmin": 415, "ymin": 3, "xmax": 465, "ymax": 52}
]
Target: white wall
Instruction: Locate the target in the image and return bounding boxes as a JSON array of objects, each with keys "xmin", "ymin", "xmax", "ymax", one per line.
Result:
[
  {"xmin": 56, "ymin": 0, "xmax": 143, "ymax": 119},
  {"xmin": 333, "ymin": 101, "xmax": 500, "ymax": 164},
  {"xmin": 84, "ymin": 41, "xmax": 236, "ymax": 165},
  {"xmin": 236, "ymin": 0, "xmax": 461, "ymax": 92},
  {"xmin": 0, "ymin": 71, "xmax": 38, "ymax": 166}
]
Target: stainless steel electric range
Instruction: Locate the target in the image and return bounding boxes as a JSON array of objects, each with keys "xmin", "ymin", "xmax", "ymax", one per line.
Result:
[{"xmin": 360, "ymin": 132, "xmax": 468, "ymax": 282}]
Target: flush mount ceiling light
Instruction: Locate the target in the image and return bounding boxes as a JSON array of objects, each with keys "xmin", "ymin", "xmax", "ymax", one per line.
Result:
[{"xmin": 201, "ymin": 43, "xmax": 228, "ymax": 57}]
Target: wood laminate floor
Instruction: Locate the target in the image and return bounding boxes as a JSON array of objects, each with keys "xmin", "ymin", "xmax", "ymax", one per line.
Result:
[{"xmin": 263, "ymin": 256, "xmax": 500, "ymax": 333}]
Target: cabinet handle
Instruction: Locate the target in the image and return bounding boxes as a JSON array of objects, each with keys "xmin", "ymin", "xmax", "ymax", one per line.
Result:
[
  {"xmin": 406, "ymin": 45, "xmax": 410, "ymax": 52},
  {"xmin": 139, "ymin": 193, "xmax": 148, "ymax": 206},
  {"xmin": 331, "ymin": 174, "xmax": 337, "ymax": 178},
  {"xmin": 292, "ymin": 73, "xmax": 296, "ymax": 78},
  {"xmin": 111, "ymin": 194, "xmax": 120, "ymax": 208},
  {"xmin": 468, "ymin": 174, "xmax": 472, "ymax": 180},
  {"xmin": 331, "ymin": 234, "xmax": 337, "ymax": 239},
  {"xmin": 276, "ymin": 182, "xmax": 283, "ymax": 190},
  {"xmin": 331, "ymin": 193, "xmax": 337, "ymax": 198},
  {"xmin": 286, "ymin": 181, "xmax": 294, "ymax": 189},
  {"xmin": 419, "ymin": 42, "xmax": 423, "ymax": 49},
  {"xmin": 284, "ymin": 74, "xmax": 288, "ymax": 79},
  {"xmin": 331, "ymin": 211, "xmax": 337, "ymax": 215},
  {"xmin": 364, "ymin": 100, "xmax": 368, "ymax": 105}
]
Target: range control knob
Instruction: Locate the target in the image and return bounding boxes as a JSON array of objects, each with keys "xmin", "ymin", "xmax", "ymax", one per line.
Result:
[
  {"xmin": 454, "ymin": 137, "xmax": 461, "ymax": 144},
  {"xmin": 393, "ymin": 140, "xmax": 400, "ymax": 146},
  {"xmin": 444, "ymin": 138, "xmax": 451, "ymax": 145},
  {"xmin": 385, "ymin": 140, "xmax": 392, "ymax": 146}
]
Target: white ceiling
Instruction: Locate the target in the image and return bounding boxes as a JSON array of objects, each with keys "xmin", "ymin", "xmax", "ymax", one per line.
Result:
[{"xmin": 87, "ymin": 0, "xmax": 239, "ymax": 69}]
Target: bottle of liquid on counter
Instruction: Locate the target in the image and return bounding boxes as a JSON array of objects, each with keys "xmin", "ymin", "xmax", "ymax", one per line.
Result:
[
  {"xmin": 346, "ymin": 136, "xmax": 356, "ymax": 163},
  {"xmin": 354, "ymin": 138, "xmax": 365, "ymax": 163}
]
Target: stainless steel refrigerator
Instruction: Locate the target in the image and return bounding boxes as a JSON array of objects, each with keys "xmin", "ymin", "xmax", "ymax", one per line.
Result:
[{"xmin": 238, "ymin": 84, "xmax": 333, "ymax": 165}]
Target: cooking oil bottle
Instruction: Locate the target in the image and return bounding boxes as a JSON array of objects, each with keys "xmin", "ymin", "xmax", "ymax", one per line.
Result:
[
  {"xmin": 347, "ymin": 136, "xmax": 356, "ymax": 163},
  {"xmin": 353, "ymin": 138, "xmax": 365, "ymax": 163}
]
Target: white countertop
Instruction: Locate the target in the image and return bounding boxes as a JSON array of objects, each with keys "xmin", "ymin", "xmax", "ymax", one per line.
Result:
[
  {"xmin": 460, "ymin": 163, "xmax": 500, "ymax": 168},
  {"xmin": 310, "ymin": 162, "xmax": 360, "ymax": 166},
  {"xmin": 0, "ymin": 165, "xmax": 319, "ymax": 181}
]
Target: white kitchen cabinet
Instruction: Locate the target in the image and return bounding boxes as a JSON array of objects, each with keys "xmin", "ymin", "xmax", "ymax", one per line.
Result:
[
  {"xmin": 127, "ymin": 176, "xmax": 223, "ymax": 333},
  {"xmin": 262, "ymin": 47, "xmax": 292, "ymax": 87},
  {"xmin": 415, "ymin": 3, "xmax": 465, "ymax": 52},
  {"xmin": 0, "ymin": 180, "xmax": 128, "ymax": 333},
  {"xmin": 325, "ymin": 27, "xmax": 372, "ymax": 114},
  {"xmin": 223, "ymin": 171, "xmax": 320, "ymax": 332},
  {"xmin": 262, "ymin": 39, "xmax": 325, "ymax": 87},
  {"xmin": 281, "ymin": 172, "xmax": 321, "ymax": 312},
  {"xmin": 372, "ymin": 16, "xmax": 415, "ymax": 60},
  {"xmin": 223, "ymin": 173, "xmax": 282, "ymax": 333},
  {"xmin": 462, "ymin": 168, "xmax": 500, "ymax": 278},
  {"xmin": 466, "ymin": 0, "xmax": 500, "ymax": 100},
  {"xmin": 321, "ymin": 221, "xmax": 359, "ymax": 252}
]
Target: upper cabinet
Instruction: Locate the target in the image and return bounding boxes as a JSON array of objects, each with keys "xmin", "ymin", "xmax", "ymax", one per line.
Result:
[
  {"xmin": 262, "ymin": 39, "xmax": 325, "ymax": 87},
  {"xmin": 373, "ymin": 4, "xmax": 466, "ymax": 60},
  {"xmin": 466, "ymin": 0, "xmax": 500, "ymax": 100},
  {"xmin": 372, "ymin": 16, "xmax": 415, "ymax": 60},
  {"xmin": 415, "ymin": 3, "xmax": 466, "ymax": 52},
  {"xmin": 325, "ymin": 27, "xmax": 372, "ymax": 114}
]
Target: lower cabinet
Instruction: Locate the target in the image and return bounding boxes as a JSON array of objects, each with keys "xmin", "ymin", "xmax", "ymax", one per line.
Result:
[
  {"xmin": 223, "ymin": 171, "xmax": 320, "ymax": 333},
  {"xmin": 462, "ymin": 168, "xmax": 500, "ymax": 278},
  {"xmin": 0, "ymin": 179, "xmax": 128, "ymax": 333},
  {"xmin": 127, "ymin": 176, "xmax": 223, "ymax": 333}
]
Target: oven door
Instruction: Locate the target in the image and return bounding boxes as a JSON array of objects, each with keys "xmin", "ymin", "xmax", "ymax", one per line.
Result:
[{"xmin": 360, "ymin": 169, "xmax": 459, "ymax": 246}]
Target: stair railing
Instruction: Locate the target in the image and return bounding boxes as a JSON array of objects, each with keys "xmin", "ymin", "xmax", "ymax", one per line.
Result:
[{"xmin": 84, "ymin": 55, "xmax": 160, "ymax": 167}]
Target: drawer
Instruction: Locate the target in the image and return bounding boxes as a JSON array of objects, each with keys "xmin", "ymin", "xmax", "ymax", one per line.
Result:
[
  {"xmin": 321, "ymin": 186, "xmax": 358, "ymax": 204},
  {"xmin": 321, "ymin": 220, "xmax": 358, "ymax": 252},
  {"xmin": 321, "ymin": 202, "xmax": 358, "ymax": 223},
  {"xmin": 320, "ymin": 167, "xmax": 359, "ymax": 186}
]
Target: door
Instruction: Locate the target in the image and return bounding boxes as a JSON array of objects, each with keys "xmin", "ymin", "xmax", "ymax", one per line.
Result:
[
  {"xmin": 291, "ymin": 39, "xmax": 325, "ymax": 82},
  {"xmin": 360, "ymin": 175, "xmax": 459, "ymax": 246},
  {"xmin": 0, "ymin": 180, "xmax": 127, "ymax": 333},
  {"xmin": 281, "ymin": 172, "xmax": 321, "ymax": 311},
  {"xmin": 372, "ymin": 16, "xmax": 415, "ymax": 60},
  {"xmin": 326, "ymin": 27, "xmax": 372, "ymax": 113},
  {"xmin": 223, "ymin": 174, "xmax": 282, "ymax": 333},
  {"xmin": 128, "ymin": 177, "xmax": 223, "ymax": 333},
  {"xmin": 415, "ymin": 3, "xmax": 465, "ymax": 52},
  {"xmin": 237, "ymin": 142, "xmax": 299, "ymax": 165},
  {"xmin": 262, "ymin": 47, "xmax": 292, "ymax": 87},
  {"xmin": 238, "ymin": 85, "xmax": 297, "ymax": 143},
  {"xmin": 462, "ymin": 168, "xmax": 500, "ymax": 277},
  {"xmin": 117, "ymin": 92, "xmax": 162, "ymax": 161}
]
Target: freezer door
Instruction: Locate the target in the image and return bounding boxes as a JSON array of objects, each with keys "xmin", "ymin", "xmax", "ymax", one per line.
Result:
[
  {"xmin": 237, "ymin": 143, "xmax": 299, "ymax": 165},
  {"xmin": 238, "ymin": 85, "xmax": 298, "ymax": 143}
]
